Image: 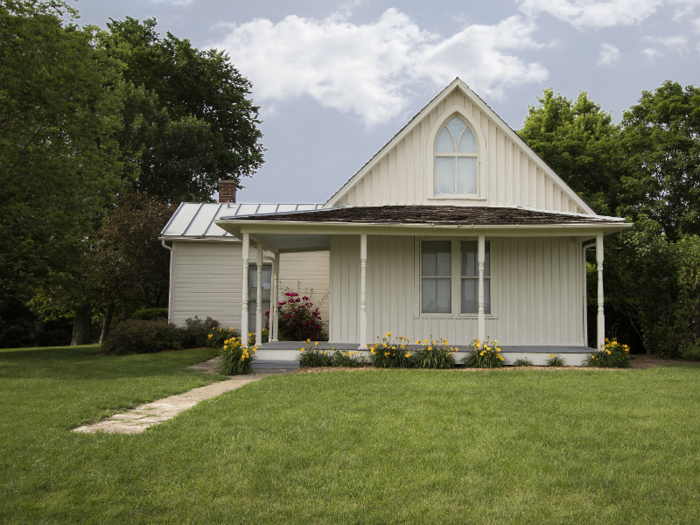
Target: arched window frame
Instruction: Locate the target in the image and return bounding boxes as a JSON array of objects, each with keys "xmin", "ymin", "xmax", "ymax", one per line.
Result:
[{"xmin": 425, "ymin": 108, "xmax": 488, "ymax": 202}]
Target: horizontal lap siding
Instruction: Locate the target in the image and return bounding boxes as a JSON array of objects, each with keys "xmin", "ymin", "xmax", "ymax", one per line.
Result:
[
  {"xmin": 329, "ymin": 235, "xmax": 584, "ymax": 345},
  {"xmin": 172, "ymin": 242, "xmax": 242, "ymax": 328},
  {"xmin": 279, "ymin": 251, "xmax": 330, "ymax": 331},
  {"xmin": 172, "ymin": 243, "xmax": 331, "ymax": 331},
  {"xmin": 334, "ymin": 91, "xmax": 584, "ymax": 213}
]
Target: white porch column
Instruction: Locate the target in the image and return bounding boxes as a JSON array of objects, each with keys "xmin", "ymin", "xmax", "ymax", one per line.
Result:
[
  {"xmin": 271, "ymin": 254, "xmax": 279, "ymax": 342},
  {"xmin": 477, "ymin": 235, "xmax": 486, "ymax": 341},
  {"xmin": 360, "ymin": 233, "xmax": 368, "ymax": 349},
  {"xmin": 255, "ymin": 242, "xmax": 263, "ymax": 346},
  {"xmin": 596, "ymin": 233, "xmax": 605, "ymax": 349},
  {"xmin": 241, "ymin": 233, "xmax": 250, "ymax": 347}
]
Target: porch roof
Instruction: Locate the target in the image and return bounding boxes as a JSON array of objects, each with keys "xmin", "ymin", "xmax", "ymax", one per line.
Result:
[{"xmin": 215, "ymin": 205, "xmax": 631, "ymax": 253}]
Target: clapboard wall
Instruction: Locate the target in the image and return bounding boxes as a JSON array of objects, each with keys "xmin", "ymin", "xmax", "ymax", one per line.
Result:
[{"xmin": 170, "ymin": 241, "xmax": 330, "ymax": 331}]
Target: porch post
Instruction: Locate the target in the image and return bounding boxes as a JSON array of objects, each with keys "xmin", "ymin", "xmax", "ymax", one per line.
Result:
[
  {"xmin": 360, "ymin": 233, "xmax": 367, "ymax": 349},
  {"xmin": 596, "ymin": 233, "xmax": 605, "ymax": 349},
  {"xmin": 255, "ymin": 242, "xmax": 263, "ymax": 346},
  {"xmin": 241, "ymin": 233, "xmax": 250, "ymax": 347},
  {"xmin": 477, "ymin": 235, "xmax": 486, "ymax": 341},
  {"xmin": 271, "ymin": 254, "xmax": 279, "ymax": 342}
]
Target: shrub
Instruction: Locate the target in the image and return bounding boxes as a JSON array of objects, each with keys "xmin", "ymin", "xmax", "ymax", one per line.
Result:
[
  {"xmin": 131, "ymin": 307, "xmax": 169, "ymax": 321},
  {"xmin": 464, "ymin": 338, "xmax": 506, "ymax": 368},
  {"xmin": 369, "ymin": 333, "xmax": 412, "ymax": 368},
  {"xmin": 331, "ymin": 349, "xmax": 366, "ymax": 367},
  {"xmin": 412, "ymin": 336, "xmax": 456, "ymax": 369},
  {"xmin": 297, "ymin": 340, "xmax": 333, "ymax": 367},
  {"xmin": 512, "ymin": 357, "xmax": 533, "ymax": 367},
  {"xmin": 585, "ymin": 338, "xmax": 632, "ymax": 368},
  {"xmin": 102, "ymin": 319, "xmax": 181, "ymax": 355},
  {"xmin": 547, "ymin": 353, "xmax": 566, "ymax": 367},
  {"xmin": 208, "ymin": 326, "xmax": 240, "ymax": 348},
  {"xmin": 270, "ymin": 292, "xmax": 324, "ymax": 341},
  {"xmin": 218, "ymin": 335, "xmax": 256, "ymax": 375},
  {"xmin": 179, "ymin": 317, "xmax": 219, "ymax": 349}
]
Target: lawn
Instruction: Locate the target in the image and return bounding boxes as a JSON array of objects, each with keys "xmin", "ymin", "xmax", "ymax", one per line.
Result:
[{"xmin": 1, "ymin": 346, "xmax": 700, "ymax": 524}]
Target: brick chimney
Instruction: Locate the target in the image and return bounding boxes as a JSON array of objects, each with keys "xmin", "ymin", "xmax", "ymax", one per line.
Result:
[{"xmin": 218, "ymin": 180, "xmax": 237, "ymax": 203}]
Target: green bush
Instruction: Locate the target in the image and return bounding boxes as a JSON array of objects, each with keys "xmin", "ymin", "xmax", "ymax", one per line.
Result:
[
  {"xmin": 207, "ymin": 326, "xmax": 240, "ymax": 348},
  {"xmin": 218, "ymin": 334, "xmax": 256, "ymax": 375},
  {"xmin": 412, "ymin": 336, "xmax": 456, "ymax": 369},
  {"xmin": 547, "ymin": 353, "xmax": 566, "ymax": 367},
  {"xmin": 585, "ymin": 338, "xmax": 632, "ymax": 368},
  {"xmin": 102, "ymin": 320, "xmax": 181, "ymax": 355},
  {"xmin": 512, "ymin": 357, "xmax": 534, "ymax": 367},
  {"xmin": 297, "ymin": 341, "xmax": 333, "ymax": 367},
  {"xmin": 369, "ymin": 333, "xmax": 412, "ymax": 368},
  {"xmin": 131, "ymin": 307, "xmax": 169, "ymax": 321},
  {"xmin": 179, "ymin": 316, "xmax": 219, "ymax": 349},
  {"xmin": 331, "ymin": 349, "xmax": 366, "ymax": 367},
  {"xmin": 272, "ymin": 292, "xmax": 325, "ymax": 341},
  {"xmin": 463, "ymin": 338, "xmax": 506, "ymax": 368}
]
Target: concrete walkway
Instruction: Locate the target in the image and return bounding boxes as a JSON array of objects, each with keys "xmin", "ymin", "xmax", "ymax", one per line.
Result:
[{"xmin": 73, "ymin": 359, "xmax": 290, "ymax": 435}]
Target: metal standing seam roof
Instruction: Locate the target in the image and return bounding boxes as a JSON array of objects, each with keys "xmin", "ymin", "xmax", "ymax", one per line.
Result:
[{"xmin": 160, "ymin": 202, "xmax": 325, "ymax": 238}]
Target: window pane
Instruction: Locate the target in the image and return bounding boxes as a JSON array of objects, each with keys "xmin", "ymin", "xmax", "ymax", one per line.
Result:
[
  {"xmin": 249, "ymin": 265, "xmax": 272, "ymax": 298},
  {"xmin": 461, "ymin": 241, "xmax": 477, "ymax": 276},
  {"xmin": 446, "ymin": 117, "xmax": 466, "ymax": 143},
  {"xmin": 457, "ymin": 157, "xmax": 477, "ymax": 194},
  {"xmin": 249, "ymin": 300, "xmax": 271, "ymax": 330},
  {"xmin": 457, "ymin": 126, "xmax": 477, "ymax": 153},
  {"xmin": 422, "ymin": 278, "xmax": 451, "ymax": 313},
  {"xmin": 461, "ymin": 278, "xmax": 477, "ymax": 313},
  {"xmin": 436, "ymin": 127, "xmax": 455, "ymax": 153},
  {"xmin": 422, "ymin": 241, "xmax": 451, "ymax": 276},
  {"xmin": 435, "ymin": 157, "xmax": 455, "ymax": 194}
]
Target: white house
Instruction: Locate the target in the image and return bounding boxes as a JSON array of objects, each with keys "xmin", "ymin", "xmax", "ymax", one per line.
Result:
[{"xmin": 166, "ymin": 78, "xmax": 631, "ymax": 366}]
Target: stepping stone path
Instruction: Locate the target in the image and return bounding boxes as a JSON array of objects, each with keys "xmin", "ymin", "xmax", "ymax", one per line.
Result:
[{"xmin": 73, "ymin": 358, "xmax": 291, "ymax": 435}]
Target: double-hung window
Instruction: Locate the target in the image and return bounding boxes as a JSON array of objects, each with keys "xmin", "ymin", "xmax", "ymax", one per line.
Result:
[
  {"xmin": 420, "ymin": 240, "xmax": 491, "ymax": 315},
  {"xmin": 248, "ymin": 264, "xmax": 272, "ymax": 328}
]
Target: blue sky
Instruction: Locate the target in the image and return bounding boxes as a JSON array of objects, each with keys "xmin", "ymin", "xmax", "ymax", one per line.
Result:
[{"xmin": 75, "ymin": 0, "xmax": 700, "ymax": 203}]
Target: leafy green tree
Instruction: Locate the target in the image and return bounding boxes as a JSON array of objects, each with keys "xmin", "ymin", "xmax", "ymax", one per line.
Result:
[
  {"xmin": 519, "ymin": 89, "xmax": 625, "ymax": 215},
  {"xmin": 99, "ymin": 17, "xmax": 265, "ymax": 203},
  {"xmin": 619, "ymin": 81, "xmax": 700, "ymax": 240},
  {"xmin": 0, "ymin": 1, "xmax": 125, "ymax": 289}
]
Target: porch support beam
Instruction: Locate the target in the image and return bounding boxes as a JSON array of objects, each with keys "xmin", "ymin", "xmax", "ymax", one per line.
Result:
[
  {"xmin": 478, "ymin": 235, "xmax": 486, "ymax": 341},
  {"xmin": 272, "ymin": 254, "xmax": 279, "ymax": 342},
  {"xmin": 596, "ymin": 233, "xmax": 605, "ymax": 349},
  {"xmin": 241, "ymin": 233, "xmax": 250, "ymax": 347},
  {"xmin": 255, "ymin": 242, "xmax": 263, "ymax": 346},
  {"xmin": 360, "ymin": 233, "xmax": 368, "ymax": 349}
]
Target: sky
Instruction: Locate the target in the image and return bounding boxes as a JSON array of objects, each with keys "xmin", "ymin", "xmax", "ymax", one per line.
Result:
[{"xmin": 74, "ymin": 0, "xmax": 700, "ymax": 204}]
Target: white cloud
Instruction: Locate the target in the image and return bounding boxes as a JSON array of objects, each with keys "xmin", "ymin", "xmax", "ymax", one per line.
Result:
[
  {"xmin": 211, "ymin": 10, "xmax": 548, "ymax": 127},
  {"xmin": 149, "ymin": 0, "xmax": 195, "ymax": 5},
  {"xmin": 598, "ymin": 43, "xmax": 620, "ymax": 64},
  {"xmin": 647, "ymin": 33, "xmax": 689, "ymax": 53},
  {"xmin": 643, "ymin": 47, "xmax": 663, "ymax": 60},
  {"xmin": 518, "ymin": 0, "xmax": 700, "ymax": 29}
]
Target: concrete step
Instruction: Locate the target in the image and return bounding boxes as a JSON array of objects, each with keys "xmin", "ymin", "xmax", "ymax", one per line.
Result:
[{"xmin": 252, "ymin": 360, "xmax": 300, "ymax": 370}]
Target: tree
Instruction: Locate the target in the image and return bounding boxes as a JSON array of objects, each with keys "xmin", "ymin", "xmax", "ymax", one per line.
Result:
[
  {"xmin": 99, "ymin": 17, "xmax": 265, "ymax": 203},
  {"xmin": 619, "ymin": 81, "xmax": 700, "ymax": 240},
  {"xmin": 0, "ymin": 1, "xmax": 125, "ymax": 290},
  {"xmin": 518, "ymin": 89, "xmax": 625, "ymax": 216}
]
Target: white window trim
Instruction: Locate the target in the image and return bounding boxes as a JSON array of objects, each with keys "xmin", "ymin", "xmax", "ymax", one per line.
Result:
[
  {"xmin": 415, "ymin": 237, "xmax": 496, "ymax": 319},
  {"xmin": 425, "ymin": 106, "xmax": 489, "ymax": 201}
]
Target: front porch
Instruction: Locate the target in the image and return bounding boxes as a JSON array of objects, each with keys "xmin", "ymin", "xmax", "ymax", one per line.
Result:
[{"xmin": 252, "ymin": 341, "xmax": 595, "ymax": 370}]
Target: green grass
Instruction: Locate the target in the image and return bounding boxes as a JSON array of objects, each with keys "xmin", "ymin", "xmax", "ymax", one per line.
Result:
[{"xmin": 2, "ymin": 347, "xmax": 700, "ymax": 524}]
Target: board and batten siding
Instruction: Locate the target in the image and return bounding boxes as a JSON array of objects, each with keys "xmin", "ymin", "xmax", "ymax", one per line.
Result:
[
  {"xmin": 171, "ymin": 241, "xmax": 331, "ymax": 330},
  {"xmin": 329, "ymin": 235, "xmax": 584, "ymax": 345},
  {"xmin": 330, "ymin": 90, "xmax": 584, "ymax": 214}
]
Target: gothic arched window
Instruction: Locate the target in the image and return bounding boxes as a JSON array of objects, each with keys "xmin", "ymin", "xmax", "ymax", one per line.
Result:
[{"xmin": 434, "ymin": 116, "xmax": 478, "ymax": 195}]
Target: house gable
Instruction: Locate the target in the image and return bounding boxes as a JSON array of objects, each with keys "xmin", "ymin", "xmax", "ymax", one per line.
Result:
[{"xmin": 325, "ymin": 79, "xmax": 595, "ymax": 215}]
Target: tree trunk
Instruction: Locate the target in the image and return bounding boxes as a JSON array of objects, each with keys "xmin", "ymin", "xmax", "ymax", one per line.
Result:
[
  {"xmin": 99, "ymin": 302, "xmax": 115, "ymax": 345},
  {"xmin": 71, "ymin": 305, "xmax": 92, "ymax": 346}
]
